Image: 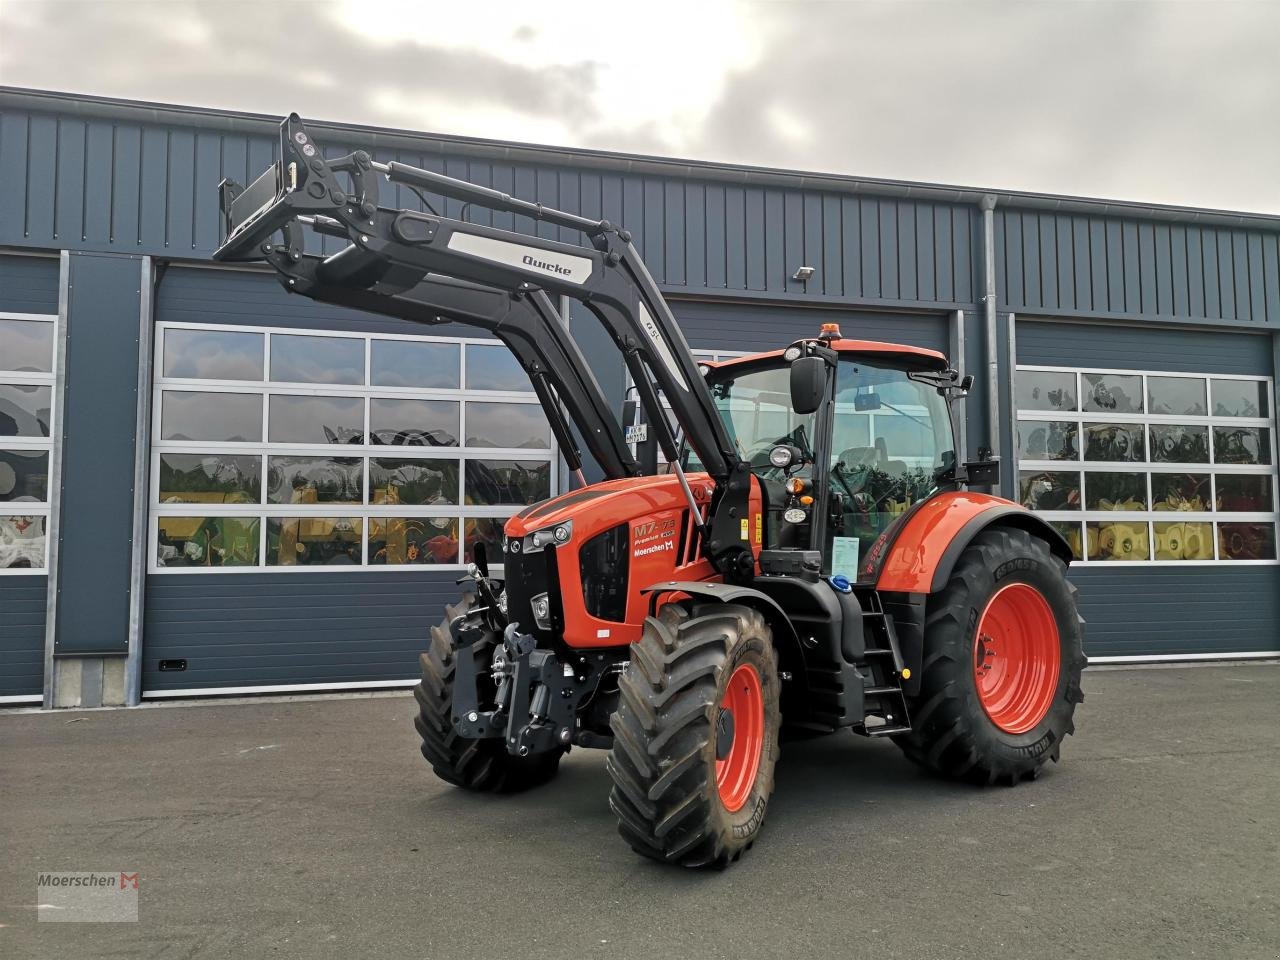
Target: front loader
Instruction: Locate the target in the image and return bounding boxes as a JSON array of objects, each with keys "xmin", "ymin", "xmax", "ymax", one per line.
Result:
[{"xmin": 214, "ymin": 114, "xmax": 1085, "ymax": 868}]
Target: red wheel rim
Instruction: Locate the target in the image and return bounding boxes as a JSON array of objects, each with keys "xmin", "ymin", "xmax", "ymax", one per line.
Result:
[
  {"xmin": 973, "ymin": 583, "xmax": 1061, "ymax": 734},
  {"xmin": 715, "ymin": 664, "xmax": 765, "ymax": 813}
]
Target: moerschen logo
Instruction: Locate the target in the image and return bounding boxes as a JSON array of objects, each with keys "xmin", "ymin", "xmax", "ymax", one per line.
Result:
[
  {"xmin": 36, "ymin": 871, "xmax": 140, "ymax": 922},
  {"xmin": 521, "ymin": 254, "xmax": 572, "ymax": 276}
]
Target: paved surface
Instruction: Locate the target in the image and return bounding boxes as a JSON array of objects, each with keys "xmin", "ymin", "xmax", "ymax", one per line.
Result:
[{"xmin": 2, "ymin": 664, "xmax": 1278, "ymax": 960}]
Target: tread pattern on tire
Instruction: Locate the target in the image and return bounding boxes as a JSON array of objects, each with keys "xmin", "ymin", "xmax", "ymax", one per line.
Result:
[
  {"xmin": 893, "ymin": 527, "xmax": 1087, "ymax": 787},
  {"xmin": 412, "ymin": 596, "xmax": 561, "ymax": 793},
  {"xmin": 606, "ymin": 602, "xmax": 780, "ymax": 868}
]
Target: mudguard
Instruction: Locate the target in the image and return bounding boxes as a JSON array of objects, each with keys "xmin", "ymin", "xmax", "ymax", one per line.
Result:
[
  {"xmin": 873, "ymin": 492, "xmax": 1073, "ymax": 594},
  {"xmin": 640, "ymin": 580, "xmax": 801, "ymax": 649}
]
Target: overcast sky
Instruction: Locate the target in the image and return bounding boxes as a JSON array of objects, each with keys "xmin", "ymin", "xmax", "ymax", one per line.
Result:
[{"xmin": 2, "ymin": 0, "xmax": 1278, "ymax": 214}]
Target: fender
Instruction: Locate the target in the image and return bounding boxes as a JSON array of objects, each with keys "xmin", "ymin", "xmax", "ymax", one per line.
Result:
[
  {"xmin": 874, "ymin": 491, "xmax": 1073, "ymax": 594},
  {"xmin": 640, "ymin": 580, "xmax": 802, "ymax": 651}
]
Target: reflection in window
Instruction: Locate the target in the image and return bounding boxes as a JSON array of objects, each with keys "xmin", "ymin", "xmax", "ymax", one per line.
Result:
[
  {"xmin": 370, "ymin": 398, "xmax": 458, "ymax": 447},
  {"xmin": 1216, "ymin": 475, "xmax": 1273, "ymax": 512},
  {"xmin": 1212, "ymin": 380, "xmax": 1269, "ymax": 418},
  {"xmin": 1149, "ymin": 424, "xmax": 1209, "ymax": 463},
  {"xmin": 1084, "ymin": 472, "xmax": 1147, "ymax": 511},
  {"xmin": 1152, "ymin": 473, "xmax": 1210, "ymax": 512},
  {"xmin": 159, "ymin": 453, "xmax": 261, "ymax": 504},
  {"xmin": 156, "ymin": 516, "xmax": 259, "ymax": 567},
  {"xmin": 267, "ymin": 517, "xmax": 363, "ymax": 565},
  {"xmin": 1086, "ymin": 520, "xmax": 1150, "ymax": 561},
  {"xmin": 1218, "ymin": 522, "xmax": 1275, "ymax": 560},
  {"xmin": 1148, "ymin": 376, "xmax": 1206, "ymax": 416},
  {"xmin": 162, "ymin": 392, "xmax": 262, "ymax": 442},
  {"xmin": 0, "ymin": 384, "xmax": 52, "ymax": 437},
  {"xmin": 1082, "ymin": 373, "xmax": 1143, "ymax": 414},
  {"xmin": 370, "ymin": 458, "xmax": 459, "ymax": 505},
  {"xmin": 1051, "ymin": 521, "xmax": 1083, "ymax": 560},
  {"xmin": 465, "ymin": 516, "xmax": 507, "ymax": 564},
  {"xmin": 466, "ymin": 460, "xmax": 551, "ymax": 506},
  {"xmin": 1213, "ymin": 426, "xmax": 1271, "ymax": 465},
  {"xmin": 1018, "ymin": 420, "xmax": 1078, "ymax": 461},
  {"xmin": 1016, "ymin": 371, "xmax": 1077, "ymax": 412},
  {"xmin": 270, "ymin": 334, "xmax": 364, "ymax": 385},
  {"xmin": 465, "ymin": 344, "xmax": 531, "ymax": 392},
  {"xmin": 369, "ymin": 517, "xmax": 459, "ymax": 564},
  {"xmin": 1084, "ymin": 423, "xmax": 1144, "ymax": 462},
  {"xmin": 0, "ymin": 450, "xmax": 49, "ymax": 502},
  {"xmin": 370, "ymin": 340, "xmax": 459, "ymax": 389},
  {"xmin": 0, "ymin": 318, "xmax": 54, "ymax": 373},
  {"xmin": 163, "ymin": 329, "xmax": 263, "ymax": 380},
  {"xmin": 268, "ymin": 395, "xmax": 364, "ymax": 444},
  {"xmin": 1019, "ymin": 471, "xmax": 1080, "ymax": 511},
  {"xmin": 267, "ymin": 456, "xmax": 363, "ymax": 504},
  {"xmin": 0, "ymin": 514, "xmax": 46, "ymax": 568},
  {"xmin": 1154, "ymin": 521, "xmax": 1214, "ymax": 561},
  {"xmin": 466, "ymin": 402, "xmax": 552, "ymax": 449}
]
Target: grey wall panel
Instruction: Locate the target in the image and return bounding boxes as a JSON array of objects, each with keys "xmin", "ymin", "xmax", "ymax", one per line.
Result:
[
  {"xmin": 142, "ymin": 571, "xmax": 459, "ymax": 690},
  {"xmin": 54, "ymin": 253, "xmax": 142, "ymax": 654},
  {"xmin": 1070, "ymin": 566, "xmax": 1280, "ymax": 657},
  {"xmin": 672, "ymin": 300, "xmax": 948, "ymax": 354},
  {"xmin": 999, "ymin": 208, "xmax": 1280, "ymax": 326},
  {"xmin": 1016, "ymin": 320, "xmax": 1273, "ymax": 376},
  {"xmin": 0, "ymin": 254, "xmax": 59, "ymax": 313},
  {"xmin": 0, "ymin": 575, "xmax": 45, "ymax": 698}
]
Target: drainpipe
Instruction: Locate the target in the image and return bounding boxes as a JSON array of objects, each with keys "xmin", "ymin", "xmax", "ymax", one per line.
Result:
[{"xmin": 980, "ymin": 194, "xmax": 999, "ymax": 478}]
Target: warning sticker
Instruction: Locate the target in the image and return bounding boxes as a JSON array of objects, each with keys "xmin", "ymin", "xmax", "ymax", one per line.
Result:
[{"xmin": 739, "ymin": 518, "xmax": 749, "ymax": 540}]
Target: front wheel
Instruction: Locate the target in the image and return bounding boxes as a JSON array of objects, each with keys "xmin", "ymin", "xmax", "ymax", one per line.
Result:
[
  {"xmin": 606, "ymin": 602, "xmax": 781, "ymax": 868},
  {"xmin": 894, "ymin": 526, "xmax": 1085, "ymax": 785}
]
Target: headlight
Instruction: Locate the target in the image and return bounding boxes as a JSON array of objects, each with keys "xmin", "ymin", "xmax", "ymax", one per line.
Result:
[
  {"xmin": 531, "ymin": 593, "xmax": 551, "ymax": 630},
  {"xmin": 784, "ymin": 345, "xmax": 803, "ymax": 362},
  {"xmin": 526, "ymin": 520, "xmax": 572, "ymax": 552},
  {"xmin": 769, "ymin": 445, "xmax": 794, "ymax": 468}
]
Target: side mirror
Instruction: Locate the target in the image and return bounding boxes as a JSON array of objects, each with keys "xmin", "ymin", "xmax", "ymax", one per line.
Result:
[
  {"xmin": 790, "ymin": 356, "xmax": 826, "ymax": 415},
  {"xmin": 959, "ymin": 374, "xmax": 974, "ymax": 393},
  {"xmin": 964, "ymin": 457, "xmax": 1001, "ymax": 487}
]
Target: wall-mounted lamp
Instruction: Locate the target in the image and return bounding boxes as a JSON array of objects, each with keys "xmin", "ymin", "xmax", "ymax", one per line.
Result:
[{"xmin": 792, "ymin": 265, "xmax": 815, "ymax": 282}]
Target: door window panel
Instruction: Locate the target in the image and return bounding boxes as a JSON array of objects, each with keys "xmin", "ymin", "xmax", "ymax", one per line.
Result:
[
  {"xmin": 0, "ymin": 514, "xmax": 46, "ymax": 568},
  {"xmin": 465, "ymin": 402, "xmax": 552, "ymax": 449},
  {"xmin": 370, "ymin": 398, "xmax": 458, "ymax": 447},
  {"xmin": 370, "ymin": 458, "xmax": 459, "ymax": 506},
  {"xmin": 465, "ymin": 344, "xmax": 532, "ymax": 392},
  {"xmin": 1016, "ymin": 371, "xmax": 1077, "ymax": 412},
  {"xmin": 1082, "ymin": 373, "xmax": 1143, "ymax": 414},
  {"xmin": 465, "ymin": 460, "xmax": 552, "ymax": 506},
  {"xmin": 1083, "ymin": 423, "xmax": 1145, "ymax": 462},
  {"xmin": 0, "ymin": 384, "xmax": 53, "ymax": 437},
  {"xmin": 1149, "ymin": 424, "xmax": 1209, "ymax": 463},
  {"xmin": 162, "ymin": 391, "xmax": 262, "ymax": 443},
  {"xmin": 1216, "ymin": 475, "xmax": 1273, "ymax": 512},
  {"xmin": 1212, "ymin": 380, "xmax": 1269, "ymax": 418},
  {"xmin": 369, "ymin": 517, "xmax": 459, "ymax": 565},
  {"xmin": 1019, "ymin": 471, "xmax": 1080, "ymax": 511},
  {"xmin": 1151, "ymin": 473, "xmax": 1211, "ymax": 512},
  {"xmin": 1148, "ymin": 376, "xmax": 1207, "ymax": 416},
  {"xmin": 156, "ymin": 516, "xmax": 260, "ymax": 567},
  {"xmin": 159, "ymin": 453, "xmax": 262, "ymax": 504},
  {"xmin": 0, "ymin": 450, "xmax": 49, "ymax": 502},
  {"xmin": 370, "ymin": 340, "xmax": 459, "ymax": 389},
  {"xmin": 267, "ymin": 517, "xmax": 363, "ymax": 566},
  {"xmin": 266, "ymin": 456, "xmax": 364, "ymax": 504},
  {"xmin": 163, "ymin": 329, "xmax": 263, "ymax": 381},
  {"xmin": 268, "ymin": 395, "xmax": 364, "ymax": 445},
  {"xmin": 1213, "ymin": 426, "xmax": 1271, "ymax": 465},
  {"xmin": 1084, "ymin": 472, "xmax": 1148, "ymax": 511},
  {"xmin": 0, "ymin": 318, "xmax": 54, "ymax": 373},
  {"xmin": 270, "ymin": 334, "xmax": 365, "ymax": 385},
  {"xmin": 1018, "ymin": 421, "xmax": 1078, "ymax": 461}
]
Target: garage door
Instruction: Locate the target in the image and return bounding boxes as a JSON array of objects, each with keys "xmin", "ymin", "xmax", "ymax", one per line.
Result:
[{"xmin": 1015, "ymin": 319, "xmax": 1279, "ymax": 659}]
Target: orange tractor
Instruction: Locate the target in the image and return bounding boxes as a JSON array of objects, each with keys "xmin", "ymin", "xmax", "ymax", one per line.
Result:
[{"xmin": 216, "ymin": 115, "xmax": 1085, "ymax": 868}]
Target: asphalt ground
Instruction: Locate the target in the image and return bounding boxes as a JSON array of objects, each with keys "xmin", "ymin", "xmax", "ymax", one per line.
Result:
[{"xmin": 2, "ymin": 663, "xmax": 1278, "ymax": 960}]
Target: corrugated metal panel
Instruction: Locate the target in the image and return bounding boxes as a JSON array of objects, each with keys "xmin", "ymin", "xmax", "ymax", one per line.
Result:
[
  {"xmin": 0, "ymin": 253, "xmax": 59, "ymax": 313},
  {"xmin": 0, "ymin": 104, "xmax": 977, "ymax": 310},
  {"xmin": 672, "ymin": 301, "xmax": 948, "ymax": 354},
  {"xmin": 1071, "ymin": 566, "xmax": 1280, "ymax": 657},
  {"xmin": 1016, "ymin": 319, "xmax": 1273, "ymax": 376},
  {"xmin": 142, "ymin": 572, "xmax": 455, "ymax": 690},
  {"xmin": 0, "ymin": 576, "xmax": 45, "ymax": 698},
  {"xmin": 1000, "ymin": 209, "xmax": 1280, "ymax": 325}
]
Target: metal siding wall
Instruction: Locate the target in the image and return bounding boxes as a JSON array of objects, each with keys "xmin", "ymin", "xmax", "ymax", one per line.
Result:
[
  {"xmin": 671, "ymin": 301, "xmax": 948, "ymax": 354},
  {"xmin": 0, "ymin": 577, "xmax": 45, "ymax": 697},
  {"xmin": 999, "ymin": 208, "xmax": 1280, "ymax": 326},
  {"xmin": 1016, "ymin": 319, "xmax": 1273, "ymax": 375},
  {"xmin": 0, "ymin": 105, "xmax": 976, "ymax": 310},
  {"xmin": 0, "ymin": 254, "xmax": 60, "ymax": 313},
  {"xmin": 54, "ymin": 253, "xmax": 142, "ymax": 654},
  {"xmin": 1071, "ymin": 567, "xmax": 1280, "ymax": 657}
]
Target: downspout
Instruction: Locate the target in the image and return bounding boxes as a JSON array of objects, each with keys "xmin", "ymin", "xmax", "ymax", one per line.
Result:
[{"xmin": 980, "ymin": 194, "xmax": 999, "ymax": 485}]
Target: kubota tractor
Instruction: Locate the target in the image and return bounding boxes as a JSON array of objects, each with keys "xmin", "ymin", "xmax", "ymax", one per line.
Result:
[{"xmin": 215, "ymin": 114, "xmax": 1085, "ymax": 868}]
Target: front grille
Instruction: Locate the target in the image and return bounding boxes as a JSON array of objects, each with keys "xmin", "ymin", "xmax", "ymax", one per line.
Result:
[
  {"xmin": 580, "ymin": 524, "xmax": 629, "ymax": 622},
  {"xmin": 502, "ymin": 543, "xmax": 550, "ymax": 637}
]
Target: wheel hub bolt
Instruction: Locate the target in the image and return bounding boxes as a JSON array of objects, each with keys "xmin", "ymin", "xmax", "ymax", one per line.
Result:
[{"xmin": 466, "ymin": 711, "xmax": 479, "ymax": 723}]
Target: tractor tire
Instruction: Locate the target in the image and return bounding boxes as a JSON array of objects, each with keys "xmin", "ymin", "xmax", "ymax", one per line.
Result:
[
  {"xmin": 412, "ymin": 596, "xmax": 563, "ymax": 793},
  {"xmin": 893, "ymin": 526, "xmax": 1085, "ymax": 786},
  {"xmin": 606, "ymin": 602, "xmax": 781, "ymax": 868}
]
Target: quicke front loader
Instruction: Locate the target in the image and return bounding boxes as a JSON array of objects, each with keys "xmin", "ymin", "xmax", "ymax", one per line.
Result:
[{"xmin": 214, "ymin": 114, "xmax": 1085, "ymax": 868}]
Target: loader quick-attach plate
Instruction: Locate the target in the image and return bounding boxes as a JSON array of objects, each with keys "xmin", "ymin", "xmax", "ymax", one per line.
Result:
[{"xmin": 226, "ymin": 163, "xmax": 284, "ymax": 238}]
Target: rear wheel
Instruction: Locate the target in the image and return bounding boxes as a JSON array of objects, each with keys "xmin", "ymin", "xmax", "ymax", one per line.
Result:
[
  {"xmin": 412, "ymin": 596, "xmax": 562, "ymax": 793},
  {"xmin": 606, "ymin": 602, "xmax": 781, "ymax": 868},
  {"xmin": 894, "ymin": 527, "xmax": 1085, "ymax": 785}
]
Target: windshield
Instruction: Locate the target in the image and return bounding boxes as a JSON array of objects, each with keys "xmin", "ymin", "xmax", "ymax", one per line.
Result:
[{"xmin": 706, "ymin": 365, "xmax": 817, "ymax": 468}]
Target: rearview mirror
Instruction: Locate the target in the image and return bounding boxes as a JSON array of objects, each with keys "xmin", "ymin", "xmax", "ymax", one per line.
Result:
[
  {"xmin": 790, "ymin": 356, "xmax": 826, "ymax": 415},
  {"xmin": 854, "ymin": 393, "xmax": 882, "ymax": 412}
]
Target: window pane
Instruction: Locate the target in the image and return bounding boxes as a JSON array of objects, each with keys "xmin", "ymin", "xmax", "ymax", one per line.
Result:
[
  {"xmin": 0, "ymin": 514, "xmax": 46, "ymax": 568},
  {"xmin": 1218, "ymin": 522, "xmax": 1276, "ymax": 560},
  {"xmin": 159, "ymin": 453, "xmax": 261, "ymax": 504},
  {"xmin": 466, "ymin": 460, "xmax": 552, "ymax": 506},
  {"xmin": 1213, "ymin": 426, "xmax": 1271, "ymax": 465},
  {"xmin": 1083, "ymin": 423, "xmax": 1144, "ymax": 462},
  {"xmin": 267, "ymin": 456, "xmax": 364, "ymax": 504},
  {"xmin": 464, "ymin": 516, "xmax": 508, "ymax": 563},
  {"xmin": 1016, "ymin": 371, "xmax": 1077, "ymax": 412},
  {"xmin": 1086, "ymin": 520, "xmax": 1150, "ymax": 561},
  {"xmin": 1216, "ymin": 475, "xmax": 1273, "ymax": 512},
  {"xmin": 466, "ymin": 402, "xmax": 551, "ymax": 449},
  {"xmin": 268, "ymin": 395, "xmax": 363, "ymax": 444},
  {"xmin": 162, "ymin": 328, "xmax": 263, "ymax": 381},
  {"xmin": 0, "ymin": 318, "xmax": 54, "ymax": 373},
  {"xmin": 0, "ymin": 450, "xmax": 49, "ymax": 502},
  {"xmin": 369, "ymin": 517, "xmax": 459, "ymax": 565},
  {"xmin": 1154, "ymin": 521, "xmax": 1214, "ymax": 561},
  {"xmin": 162, "ymin": 391, "xmax": 262, "ymax": 442},
  {"xmin": 156, "ymin": 516, "xmax": 260, "ymax": 567},
  {"xmin": 1151, "ymin": 473, "xmax": 1211, "ymax": 511},
  {"xmin": 370, "ymin": 340, "xmax": 459, "ymax": 389},
  {"xmin": 266, "ymin": 517, "xmax": 363, "ymax": 565},
  {"xmin": 0, "ymin": 383, "xmax": 52, "ymax": 437},
  {"xmin": 370, "ymin": 398, "xmax": 459, "ymax": 447},
  {"xmin": 1050, "ymin": 520, "xmax": 1083, "ymax": 560},
  {"xmin": 1084, "ymin": 472, "xmax": 1148, "ymax": 510},
  {"xmin": 270, "ymin": 334, "xmax": 365, "ymax": 385},
  {"xmin": 370, "ymin": 458, "xmax": 459, "ymax": 505},
  {"xmin": 1018, "ymin": 471, "xmax": 1080, "ymax": 511},
  {"xmin": 1149, "ymin": 424, "xmax": 1209, "ymax": 463},
  {"xmin": 1212, "ymin": 379, "xmax": 1269, "ymax": 418},
  {"xmin": 1147, "ymin": 376, "xmax": 1206, "ymax": 416},
  {"xmin": 1017, "ymin": 420, "xmax": 1078, "ymax": 461},
  {"xmin": 465, "ymin": 344, "xmax": 531, "ymax": 392},
  {"xmin": 1082, "ymin": 373, "xmax": 1143, "ymax": 414}
]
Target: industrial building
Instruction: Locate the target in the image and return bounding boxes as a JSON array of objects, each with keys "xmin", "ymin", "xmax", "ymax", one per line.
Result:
[{"xmin": 1, "ymin": 86, "xmax": 1275, "ymax": 708}]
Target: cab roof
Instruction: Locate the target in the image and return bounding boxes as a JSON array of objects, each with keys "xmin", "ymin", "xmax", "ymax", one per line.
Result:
[{"xmin": 704, "ymin": 338, "xmax": 949, "ymax": 372}]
